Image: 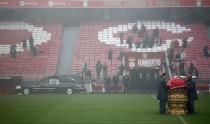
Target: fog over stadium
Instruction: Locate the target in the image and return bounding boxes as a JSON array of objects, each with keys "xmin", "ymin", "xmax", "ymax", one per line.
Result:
[{"xmin": 0, "ymin": 0, "xmax": 210, "ymax": 124}]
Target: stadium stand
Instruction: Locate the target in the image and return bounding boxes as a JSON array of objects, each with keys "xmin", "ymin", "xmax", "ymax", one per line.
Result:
[
  {"xmin": 0, "ymin": 21, "xmax": 62, "ymax": 79},
  {"xmin": 72, "ymin": 21, "xmax": 210, "ymax": 80}
]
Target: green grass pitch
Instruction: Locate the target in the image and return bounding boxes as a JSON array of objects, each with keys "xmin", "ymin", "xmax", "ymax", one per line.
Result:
[{"xmin": 0, "ymin": 94, "xmax": 209, "ymax": 124}]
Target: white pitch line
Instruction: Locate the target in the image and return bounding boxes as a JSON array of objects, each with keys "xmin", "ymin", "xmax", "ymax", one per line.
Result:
[
  {"xmin": 177, "ymin": 115, "xmax": 188, "ymax": 124},
  {"xmin": 150, "ymin": 94, "xmax": 188, "ymax": 124},
  {"xmin": 151, "ymin": 94, "xmax": 158, "ymax": 102}
]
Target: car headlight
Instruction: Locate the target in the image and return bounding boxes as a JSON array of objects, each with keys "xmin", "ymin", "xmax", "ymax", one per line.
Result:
[{"xmin": 15, "ymin": 85, "xmax": 21, "ymax": 89}]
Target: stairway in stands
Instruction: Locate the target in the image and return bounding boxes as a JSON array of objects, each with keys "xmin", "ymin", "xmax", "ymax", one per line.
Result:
[{"xmin": 56, "ymin": 27, "xmax": 80, "ymax": 75}]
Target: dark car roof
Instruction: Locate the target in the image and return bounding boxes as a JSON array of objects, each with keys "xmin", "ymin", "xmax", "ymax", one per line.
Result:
[{"xmin": 48, "ymin": 75, "xmax": 82, "ymax": 83}]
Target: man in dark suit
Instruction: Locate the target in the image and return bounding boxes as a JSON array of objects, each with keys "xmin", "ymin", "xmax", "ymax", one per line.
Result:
[
  {"xmin": 123, "ymin": 74, "xmax": 129, "ymax": 93},
  {"xmin": 108, "ymin": 49, "xmax": 113, "ymax": 62},
  {"xmin": 126, "ymin": 35, "xmax": 133, "ymax": 49},
  {"xmin": 186, "ymin": 75, "xmax": 198, "ymax": 114},
  {"xmin": 120, "ymin": 33, "xmax": 124, "ymax": 44},
  {"xmin": 157, "ymin": 72, "xmax": 168, "ymax": 114},
  {"xmin": 96, "ymin": 60, "xmax": 102, "ymax": 79}
]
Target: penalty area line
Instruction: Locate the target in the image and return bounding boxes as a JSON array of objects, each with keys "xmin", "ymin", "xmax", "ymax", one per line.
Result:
[{"xmin": 150, "ymin": 94, "xmax": 188, "ymax": 124}]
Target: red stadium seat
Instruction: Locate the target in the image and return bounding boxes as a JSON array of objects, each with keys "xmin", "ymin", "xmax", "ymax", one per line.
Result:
[{"xmin": 0, "ymin": 21, "xmax": 62, "ymax": 79}]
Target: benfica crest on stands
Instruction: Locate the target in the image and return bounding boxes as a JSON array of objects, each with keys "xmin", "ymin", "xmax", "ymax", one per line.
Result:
[{"xmin": 128, "ymin": 57, "xmax": 136, "ymax": 69}]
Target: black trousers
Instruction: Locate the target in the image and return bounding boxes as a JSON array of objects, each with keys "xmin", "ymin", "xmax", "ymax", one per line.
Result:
[
  {"xmin": 187, "ymin": 100, "xmax": 195, "ymax": 114},
  {"xmin": 159, "ymin": 99, "xmax": 167, "ymax": 114}
]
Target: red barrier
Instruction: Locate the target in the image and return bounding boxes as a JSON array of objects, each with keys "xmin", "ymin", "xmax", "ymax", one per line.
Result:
[
  {"xmin": 0, "ymin": 76, "xmax": 22, "ymax": 95},
  {"xmin": 196, "ymin": 83, "xmax": 209, "ymax": 91}
]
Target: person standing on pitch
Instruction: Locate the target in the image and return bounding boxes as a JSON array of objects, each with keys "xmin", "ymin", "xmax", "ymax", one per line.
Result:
[
  {"xmin": 82, "ymin": 62, "xmax": 88, "ymax": 79},
  {"xmin": 157, "ymin": 72, "xmax": 168, "ymax": 114},
  {"xmin": 186, "ymin": 75, "xmax": 198, "ymax": 114}
]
